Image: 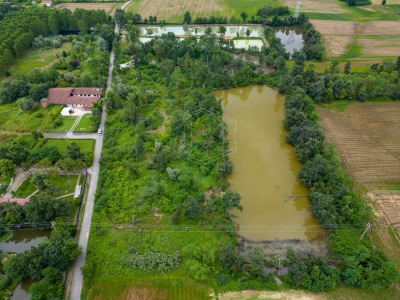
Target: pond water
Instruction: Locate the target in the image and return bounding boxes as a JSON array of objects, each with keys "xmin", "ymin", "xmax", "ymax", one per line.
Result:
[
  {"xmin": 140, "ymin": 25, "xmax": 264, "ymax": 38},
  {"xmin": 232, "ymin": 39, "xmax": 264, "ymax": 51},
  {"xmin": 139, "ymin": 25, "xmax": 304, "ymax": 54},
  {"xmin": 215, "ymin": 85, "xmax": 322, "ymax": 241},
  {"xmin": 272, "ymin": 26, "xmax": 304, "ymax": 54},
  {"xmin": 0, "ymin": 226, "xmax": 50, "ymax": 253},
  {"xmin": 10, "ymin": 278, "xmax": 37, "ymax": 300}
]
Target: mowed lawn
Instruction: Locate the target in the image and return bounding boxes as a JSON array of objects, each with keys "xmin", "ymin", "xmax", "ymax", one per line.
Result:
[
  {"xmin": 51, "ymin": 116, "xmax": 77, "ymax": 133},
  {"xmin": 126, "ymin": 0, "xmax": 281, "ymax": 23},
  {"xmin": 74, "ymin": 114, "xmax": 96, "ymax": 133},
  {"xmin": 42, "ymin": 138, "xmax": 95, "ymax": 154},
  {"xmin": 0, "ymin": 104, "xmax": 62, "ymax": 133},
  {"xmin": 14, "ymin": 174, "xmax": 79, "ymax": 198}
]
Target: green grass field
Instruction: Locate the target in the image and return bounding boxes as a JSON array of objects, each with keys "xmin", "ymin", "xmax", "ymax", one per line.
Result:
[
  {"xmin": 74, "ymin": 114, "xmax": 96, "ymax": 133},
  {"xmin": 126, "ymin": 0, "xmax": 282, "ymax": 23},
  {"xmin": 43, "ymin": 139, "xmax": 95, "ymax": 155},
  {"xmin": 14, "ymin": 174, "xmax": 79, "ymax": 198},
  {"xmin": 0, "ymin": 42, "xmax": 72, "ymax": 82},
  {"xmin": 50, "ymin": 116, "xmax": 77, "ymax": 133},
  {"xmin": 0, "ymin": 104, "xmax": 62, "ymax": 133}
]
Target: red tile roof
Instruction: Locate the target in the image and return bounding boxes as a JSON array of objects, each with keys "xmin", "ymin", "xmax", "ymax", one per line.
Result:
[
  {"xmin": 0, "ymin": 198, "xmax": 30, "ymax": 205},
  {"xmin": 47, "ymin": 87, "xmax": 103, "ymax": 107}
]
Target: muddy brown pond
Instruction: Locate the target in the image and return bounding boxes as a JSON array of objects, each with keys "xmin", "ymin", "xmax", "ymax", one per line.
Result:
[{"xmin": 215, "ymin": 85, "xmax": 323, "ymax": 242}]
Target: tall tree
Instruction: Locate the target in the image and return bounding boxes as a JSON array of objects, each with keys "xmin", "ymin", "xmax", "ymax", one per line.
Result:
[{"xmin": 183, "ymin": 11, "xmax": 192, "ymax": 24}]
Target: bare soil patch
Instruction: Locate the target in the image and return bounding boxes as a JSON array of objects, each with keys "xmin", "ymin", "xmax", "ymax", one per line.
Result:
[
  {"xmin": 55, "ymin": 3, "xmax": 121, "ymax": 16},
  {"xmin": 220, "ymin": 290, "xmax": 324, "ymax": 300},
  {"xmin": 282, "ymin": 0, "xmax": 346, "ymax": 13},
  {"xmin": 368, "ymin": 190, "xmax": 400, "ymax": 235},
  {"xmin": 311, "ymin": 20, "xmax": 400, "ymax": 35},
  {"xmin": 317, "ymin": 103, "xmax": 400, "ymax": 184},
  {"xmin": 358, "ymin": 38, "xmax": 400, "ymax": 56},
  {"xmin": 323, "ymin": 35, "xmax": 353, "ymax": 58}
]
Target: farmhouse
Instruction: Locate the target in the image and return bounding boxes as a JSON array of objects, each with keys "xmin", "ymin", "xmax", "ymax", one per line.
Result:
[
  {"xmin": 41, "ymin": 87, "xmax": 103, "ymax": 109},
  {"xmin": 41, "ymin": 0, "xmax": 52, "ymax": 6}
]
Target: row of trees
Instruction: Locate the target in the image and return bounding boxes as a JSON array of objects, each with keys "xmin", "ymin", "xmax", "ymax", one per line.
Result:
[{"xmin": 280, "ymin": 56, "xmax": 399, "ymax": 290}]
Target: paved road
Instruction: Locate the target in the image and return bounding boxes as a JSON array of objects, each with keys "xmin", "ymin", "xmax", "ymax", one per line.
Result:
[{"xmin": 69, "ymin": 2, "xmax": 132, "ymax": 296}]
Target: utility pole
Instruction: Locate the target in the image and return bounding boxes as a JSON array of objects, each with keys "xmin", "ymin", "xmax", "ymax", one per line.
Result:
[
  {"xmin": 51, "ymin": 221, "xmax": 57, "ymax": 232},
  {"xmin": 294, "ymin": 0, "xmax": 302, "ymax": 18},
  {"xmin": 358, "ymin": 222, "xmax": 371, "ymax": 243}
]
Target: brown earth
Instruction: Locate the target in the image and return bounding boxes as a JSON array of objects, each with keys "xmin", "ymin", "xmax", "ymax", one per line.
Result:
[
  {"xmin": 55, "ymin": 3, "xmax": 121, "ymax": 16},
  {"xmin": 282, "ymin": 0, "xmax": 346, "ymax": 13},
  {"xmin": 323, "ymin": 35, "xmax": 353, "ymax": 58},
  {"xmin": 357, "ymin": 38, "xmax": 400, "ymax": 56},
  {"xmin": 220, "ymin": 290, "xmax": 324, "ymax": 300},
  {"xmin": 368, "ymin": 190, "xmax": 400, "ymax": 237},
  {"xmin": 311, "ymin": 20, "xmax": 400, "ymax": 35},
  {"xmin": 317, "ymin": 103, "xmax": 400, "ymax": 183}
]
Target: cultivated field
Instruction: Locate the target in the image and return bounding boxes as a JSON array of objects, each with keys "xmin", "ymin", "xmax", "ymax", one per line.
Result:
[
  {"xmin": 317, "ymin": 102, "xmax": 400, "ymax": 184},
  {"xmin": 311, "ymin": 20, "xmax": 400, "ymax": 58},
  {"xmin": 55, "ymin": 2, "xmax": 122, "ymax": 16},
  {"xmin": 125, "ymin": 0, "xmax": 277, "ymax": 22}
]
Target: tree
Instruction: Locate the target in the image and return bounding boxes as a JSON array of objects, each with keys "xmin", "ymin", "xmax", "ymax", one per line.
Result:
[
  {"xmin": 97, "ymin": 37, "xmax": 108, "ymax": 52},
  {"xmin": 205, "ymin": 26, "xmax": 212, "ymax": 36},
  {"xmin": 31, "ymin": 130, "xmax": 44, "ymax": 140},
  {"xmin": 218, "ymin": 26, "xmax": 226, "ymax": 36},
  {"xmin": 29, "ymin": 267, "xmax": 64, "ymax": 300},
  {"xmin": 28, "ymin": 146, "xmax": 61, "ymax": 164},
  {"xmin": 36, "ymin": 158, "xmax": 53, "ymax": 173},
  {"xmin": 248, "ymin": 247, "xmax": 264, "ymax": 277},
  {"xmin": 114, "ymin": 8, "xmax": 125, "ymax": 29},
  {"xmin": 25, "ymin": 191, "xmax": 70, "ymax": 224},
  {"xmin": 30, "ymin": 83, "xmax": 48, "ymax": 101},
  {"xmin": 48, "ymin": 13, "xmax": 59, "ymax": 35},
  {"xmin": 56, "ymin": 158, "xmax": 84, "ymax": 175},
  {"xmin": 30, "ymin": 171, "xmax": 47, "ymax": 190},
  {"xmin": 65, "ymin": 142, "xmax": 84, "ymax": 160},
  {"xmin": 344, "ymin": 61, "xmax": 351, "ymax": 74},
  {"xmin": 215, "ymin": 160, "xmax": 234, "ymax": 180},
  {"xmin": 246, "ymin": 28, "xmax": 251, "ymax": 37},
  {"xmin": 78, "ymin": 19, "xmax": 88, "ymax": 35},
  {"xmin": 183, "ymin": 11, "xmax": 192, "ymax": 24},
  {"xmin": 221, "ymin": 189, "xmax": 243, "ymax": 213},
  {"xmin": 44, "ymin": 231, "xmax": 81, "ymax": 271},
  {"xmin": 17, "ymin": 97, "xmax": 38, "ymax": 111},
  {"xmin": 382, "ymin": 0, "xmax": 386, "ymax": 4},
  {"xmin": 342, "ymin": 246, "xmax": 399, "ymax": 291},
  {"xmin": 0, "ymin": 159, "xmax": 15, "ymax": 176},
  {"xmin": 240, "ymin": 11, "xmax": 248, "ymax": 22},
  {"xmin": 220, "ymin": 243, "xmax": 242, "ymax": 273}
]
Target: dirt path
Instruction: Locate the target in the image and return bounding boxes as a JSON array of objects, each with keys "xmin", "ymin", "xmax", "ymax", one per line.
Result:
[{"xmin": 3, "ymin": 167, "xmax": 28, "ymax": 198}]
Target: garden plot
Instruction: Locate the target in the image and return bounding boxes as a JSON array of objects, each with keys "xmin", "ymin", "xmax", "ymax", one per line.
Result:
[{"xmin": 317, "ymin": 102, "xmax": 400, "ymax": 184}]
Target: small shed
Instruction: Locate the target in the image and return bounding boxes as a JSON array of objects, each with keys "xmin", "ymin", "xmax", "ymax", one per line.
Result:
[
  {"xmin": 41, "ymin": 0, "xmax": 52, "ymax": 6},
  {"xmin": 74, "ymin": 185, "xmax": 82, "ymax": 199}
]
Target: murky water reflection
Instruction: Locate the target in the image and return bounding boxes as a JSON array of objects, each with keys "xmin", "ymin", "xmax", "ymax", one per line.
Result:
[{"xmin": 215, "ymin": 85, "xmax": 322, "ymax": 241}]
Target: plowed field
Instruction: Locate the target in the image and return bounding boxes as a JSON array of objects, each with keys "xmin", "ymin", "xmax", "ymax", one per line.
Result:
[{"xmin": 317, "ymin": 102, "xmax": 400, "ymax": 183}]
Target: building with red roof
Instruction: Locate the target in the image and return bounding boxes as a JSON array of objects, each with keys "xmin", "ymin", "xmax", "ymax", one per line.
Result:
[
  {"xmin": 0, "ymin": 198, "xmax": 30, "ymax": 205},
  {"xmin": 41, "ymin": 87, "xmax": 103, "ymax": 109}
]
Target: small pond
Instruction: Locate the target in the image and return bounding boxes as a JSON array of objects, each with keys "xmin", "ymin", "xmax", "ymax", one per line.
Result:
[
  {"xmin": 0, "ymin": 226, "xmax": 50, "ymax": 253},
  {"xmin": 272, "ymin": 26, "xmax": 304, "ymax": 54},
  {"xmin": 232, "ymin": 39, "xmax": 264, "ymax": 51},
  {"xmin": 215, "ymin": 85, "xmax": 323, "ymax": 241}
]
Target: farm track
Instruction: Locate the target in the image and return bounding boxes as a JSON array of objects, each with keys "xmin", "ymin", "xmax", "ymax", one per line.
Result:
[{"xmin": 317, "ymin": 103, "xmax": 400, "ymax": 183}]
